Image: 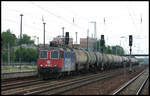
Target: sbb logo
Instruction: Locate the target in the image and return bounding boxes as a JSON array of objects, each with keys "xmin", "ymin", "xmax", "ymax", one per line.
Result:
[
  {"xmin": 47, "ymin": 60, "xmax": 51, "ymax": 67},
  {"xmin": 47, "ymin": 60, "xmax": 50, "ymax": 64}
]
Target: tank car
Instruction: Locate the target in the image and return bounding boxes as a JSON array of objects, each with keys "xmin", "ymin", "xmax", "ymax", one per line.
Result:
[
  {"xmin": 105, "ymin": 54, "xmax": 114, "ymax": 69},
  {"xmin": 37, "ymin": 46, "xmax": 139, "ymax": 79},
  {"xmin": 73, "ymin": 49, "xmax": 88, "ymax": 72},
  {"xmin": 94, "ymin": 52, "xmax": 103, "ymax": 71},
  {"xmin": 73, "ymin": 49, "xmax": 97, "ymax": 73}
]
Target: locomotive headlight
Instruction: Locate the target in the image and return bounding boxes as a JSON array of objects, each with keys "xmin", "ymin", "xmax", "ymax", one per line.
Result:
[
  {"xmin": 45, "ymin": 65, "xmax": 48, "ymax": 67},
  {"xmin": 40, "ymin": 64, "xmax": 43, "ymax": 67}
]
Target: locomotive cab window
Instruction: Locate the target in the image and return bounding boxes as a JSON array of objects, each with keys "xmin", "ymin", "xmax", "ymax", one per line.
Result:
[
  {"xmin": 60, "ymin": 51, "xmax": 64, "ymax": 58},
  {"xmin": 39, "ymin": 50, "xmax": 48, "ymax": 59},
  {"xmin": 51, "ymin": 51, "xmax": 59, "ymax": 59}
]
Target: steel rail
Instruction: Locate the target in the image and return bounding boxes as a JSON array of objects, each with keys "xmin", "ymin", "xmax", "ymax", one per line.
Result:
[
  {"xmin": 2, "ymin": 79, "xmax": 40, "ymax": 87},
  {"xmin": 113, "ymin": 69, "xmax": 146, "ymax": 95},
  {"xmin": 24, "ymin": 72, "xmax": 120, "ymax": 95},
  {"xmin": 25, "ymin": 71, "xmax": 121, "ymax": 95},
  {"xmin": 1, "ymin": 75, "xmax": 37, "ymax": 84},
  {"xmin": 2, "ymin": 66, "xmax": 143, "ymax": 95},
  {"xmin": 136, "ymin": 75, "xmax": 149, "ymax": 95},
  {"xmin": 2, "ymin": 79, "xmax": 44, "ymax": 91},
  {"xmin": 4, "ymin": 71, "xmax": 113, "ymax": 95},
  {"xmin": 50, "ymin": 72, "xmax": 120, "ymax": 95}
]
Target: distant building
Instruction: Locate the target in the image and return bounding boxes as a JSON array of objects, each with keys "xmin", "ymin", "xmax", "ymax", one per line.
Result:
[
  {"xmin": 21, "ymin": 44, "xmax": 37, "ymax": 49},
  {"xmin": 13, "ymin": 44, "xmax": 37, "ymax": 50},
  {"xmin": 39, "ymin": 44, "xmax": 49, "ymax": 48},
  {"xmin": 52, "ymin": 35, "xmax": 73, "ymax": 47},
  {"xmin": 80, "ymin": 38, "xmax": 96, "ymax": 51},
  {"xmin": 73, "ymin": 44, "xmax": 80, "ymax": 48}
]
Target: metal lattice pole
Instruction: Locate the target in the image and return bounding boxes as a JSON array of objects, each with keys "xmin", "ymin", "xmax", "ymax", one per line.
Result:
[
  {"xmin": 19, "ymin": 14, "xmax": 23, "ymax": 71},
  {"xmin": 43, "ymin": 22, "xmax": 46, "ymax": 47}
]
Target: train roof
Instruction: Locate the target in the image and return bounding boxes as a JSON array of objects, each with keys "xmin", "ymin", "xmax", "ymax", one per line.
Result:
[{"xmin": 39, "ymin": 46, "xmax": 62, "ymax": 50}]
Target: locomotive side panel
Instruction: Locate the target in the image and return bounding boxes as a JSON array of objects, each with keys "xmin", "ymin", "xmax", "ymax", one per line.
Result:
[{"xmin": 61, "ymin": 50, "xmax": 75, "ymax": 72}]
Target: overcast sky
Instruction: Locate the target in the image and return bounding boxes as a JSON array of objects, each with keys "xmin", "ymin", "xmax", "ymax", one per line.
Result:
[{"xmin": 1, "ymin": 1, "xmax": 149, "ymax": 55}]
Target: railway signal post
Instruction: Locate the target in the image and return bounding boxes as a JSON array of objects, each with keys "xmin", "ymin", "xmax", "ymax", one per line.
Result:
[
  {"xmin": 129, "ymin": 35, "xmax": 133, "ymax": 72},
  {"xmin": 101, "ymin": 35, "xmax": 105, "ymax": 70},
  {"xmin": 65, "ymin": 32, "xmax": 69, "ymax": 45}
]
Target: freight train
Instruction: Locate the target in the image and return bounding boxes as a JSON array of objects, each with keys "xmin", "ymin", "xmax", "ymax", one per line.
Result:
[{"xmin": 37, "ymin": 46, "xmax": 139, "ymax": 79}]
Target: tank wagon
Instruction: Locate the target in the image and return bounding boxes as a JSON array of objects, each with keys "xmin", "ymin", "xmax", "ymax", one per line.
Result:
[{"xmin": 37, "ymin": 47, "xmax": 139, "ymax": 79}]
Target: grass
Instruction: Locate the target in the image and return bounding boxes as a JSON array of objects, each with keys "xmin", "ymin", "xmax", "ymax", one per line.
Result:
[{"xmin": 1, "ymin": 65, "xmax": 37, "ymax": 71}]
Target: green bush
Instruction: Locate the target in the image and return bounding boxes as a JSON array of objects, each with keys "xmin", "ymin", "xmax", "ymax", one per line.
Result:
[{"xmin": 15, "ymin": 48, "xmax": 38, "ymax": 62}]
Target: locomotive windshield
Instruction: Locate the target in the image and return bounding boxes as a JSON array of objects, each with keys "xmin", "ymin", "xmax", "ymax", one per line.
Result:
[
  {"xmin": 51, "ymin": 51, "xmax": 59, "ymax": 59},
  {"xmin": 39, "ymin": 50, "xmax": 48, "ymax": 58}
]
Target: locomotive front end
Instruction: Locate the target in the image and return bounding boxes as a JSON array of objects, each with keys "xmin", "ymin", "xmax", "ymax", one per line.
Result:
[{"xmin": 37, "ymin": 49, "xmax": 63, "ymax": 79}]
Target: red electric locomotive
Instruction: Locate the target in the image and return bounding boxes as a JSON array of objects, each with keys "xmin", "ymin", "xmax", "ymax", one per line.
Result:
[{"xmin": 37, "ymin": 47, "xmax": 64, "ymax": 79}]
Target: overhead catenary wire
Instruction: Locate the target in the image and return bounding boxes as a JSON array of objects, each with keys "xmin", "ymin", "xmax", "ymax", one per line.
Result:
[
  {"xmin": 2, "ymin": 7, "xmax": 65, "ymax": 38},
  {"xmin": 29, "ymin": 2, "xmax": 88, "ymax": 40},
  {"xmin": 3, "ymin": 17, "xmax": 85, "ymax": 44},
  {"xmin": 3, "ymin": 2, "xmax": 147, "ymax": 50},
  {"xmin": 30, "ymin": 2, "xmax": 84, "ymax": 30},
  {"xmin": 126, "ymin": 6, "xmax": 145, "ymax": 54},
  {"xmin": 32, "ymin": 3, "xmax": 95, "ymax": 36},
  {"xmin": 3, "ymin": 3, "xmax": 126, "ymax": 41},
  {"xmin": 3, "ymin": 9, "xmax": 132, "ymax": 48},
  {"xmin": 3, "ymin": 19, "xmax": 59, "ymax": 39},
  {"xmin": 126, "ymin": 5, "xmax": 139, "ymax": 34},
  {"xmin": 5, "ymin": 7, "xmax": 59, "ymax": 25}
]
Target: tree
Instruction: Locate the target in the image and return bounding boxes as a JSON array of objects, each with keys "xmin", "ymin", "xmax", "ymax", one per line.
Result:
[
  {"xmin": 1, "ymin": 29, "xmax": 17, "ymax": 48},
  {"xmin": 2, "ymin": 49, "xmax": 7, "ymax": 62},
  {"xmin": 17, "ymin": 34, "xmax": 34, "ymax": 45},
  {"xmin": 111, "ymin": 45, "xmax": 124, "ymax": 55},
  {"xmin": 15, "ymin": 48, "xmax": 38, "ymax": 62},
  {"xmin": 97, "ymin": 39, "xmax": 125, "ymax": 55},
  {"xmin": 1, "ymin": 29, "xmax": 37, "ymax": 63},
  {"xmin": 105, "ymin": 45, "xmax": 112, "ymax": 54},
  {"xmin": 1, "ymin": 29, "xmax": 17, "ymax": 62}
]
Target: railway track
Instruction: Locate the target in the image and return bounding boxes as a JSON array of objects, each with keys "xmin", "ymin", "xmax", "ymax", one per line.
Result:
[
  {"xmin": 1, "ymin": 65, "xmax": 145, "ymax": 95},
  {"xmin": 136, "ymin": 75, "xmax": 149, "ymax": 95},
  {"xmin": 113, "ymin": 68, "xmax": 149, "ymax": 95},
  {"xmin": 24, "ymin": 71, "xmax": 121, "ymax": 95},
  {"xmin": 1, "ymin": 79, "xmax": 42, "ymax": 91},
  {"xmin": 139, "ymin": 78, "xmax": 149, "ymax": 95},
  {"xmin": 2, "ymin": 69, "xmax": 121, "ymax": 95},
  {"xmin": 1, "ymin": 76, "xmax": 38, "ymax": 85},
  {"xmin": 42, "ymin": 72, "xmax": 121, "ymax": 95}
]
